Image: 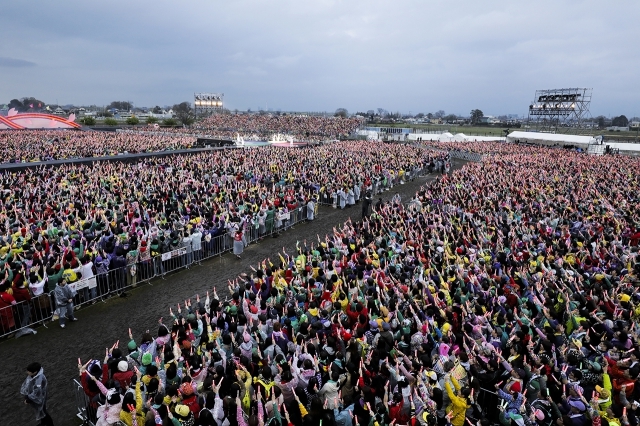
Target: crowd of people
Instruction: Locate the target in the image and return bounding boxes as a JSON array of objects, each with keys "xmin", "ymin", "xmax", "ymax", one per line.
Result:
[
  {"xmin": 0, "ymin": 113, "xmax": 362, "ymax": 163},
  {"xmin": 69, "ymin": 142, "xmax": 640, "ymax": 426},
  {"xmin": 0, "ymin": 130, "xmax": 196, "ymax": 163},
  {"xmin": 0, "ymin": 142, "xmax": 438, "ymax": 336},
  {"xmin": 194, "ymin": 114, "xmax": 363, "ymax": 141}
]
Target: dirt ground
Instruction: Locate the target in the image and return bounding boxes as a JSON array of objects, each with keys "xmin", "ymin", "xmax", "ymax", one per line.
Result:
[{"xmin": 0, "ymin": 161, "xmax": 464, "ymax": 425}]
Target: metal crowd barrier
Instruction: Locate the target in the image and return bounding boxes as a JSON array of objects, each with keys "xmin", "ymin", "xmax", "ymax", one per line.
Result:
[
  {"xmin": 0, "ymin": 204, "xmax": 318, "ymax": 340},
  {"xmin": 449, "ymin": 150, "xmax": 483, "ymax": 162},
  {"xmin": 72, "ymin": 378, "xmax": 99, "ymax": 426},
  {"xmin": 473, "ymin": 387, "xmax": 501, "ymax": 423},
  {"xmin": 0, "ymin": 293, "xmax": 52, "ymax": 338}
]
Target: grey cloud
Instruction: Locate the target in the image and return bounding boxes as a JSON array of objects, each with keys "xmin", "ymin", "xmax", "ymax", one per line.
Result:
[
  {"xmin": 0, "ymin": 0, "xmax": 638, "ymax": 116},
  {"xmin": 0, "ymin": 57, "xmax": 36, "ymax": 68}
]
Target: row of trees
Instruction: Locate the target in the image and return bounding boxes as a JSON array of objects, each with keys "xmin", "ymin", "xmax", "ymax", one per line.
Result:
[
  {"xmin": 352, "ymin": 108, "xmax": 482, "ymax": 123},
  {"xmin": 7, "ymin": 97, "xmax": 47, "ymax": 112},
  {"xmin": 81, "ymin": 116, "xmax": 178, "ymax": 126},
  {"xmin": 592, "ymin": 115, "xmax": 640, "ymax": 129}
]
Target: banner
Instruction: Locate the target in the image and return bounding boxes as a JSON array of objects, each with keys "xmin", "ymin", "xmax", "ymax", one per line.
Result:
[{"xmin": 161, "ymin": 247, "xmax": 187, "ymax": 261}]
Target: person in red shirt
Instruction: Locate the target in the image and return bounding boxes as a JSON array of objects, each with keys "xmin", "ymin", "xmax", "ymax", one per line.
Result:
[
  {"xmin": 12, "ymin": 280, "xmax": 37, "ymax": 337},
  {"xmin": 0, "ymin": 282, "xmax": 17, "ymax": 334}
]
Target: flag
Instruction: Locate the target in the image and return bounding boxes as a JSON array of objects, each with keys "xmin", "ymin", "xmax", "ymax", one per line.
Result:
[
  {"xmin": 29, "ymin": 104, "xmax": 33, "ymax": 108},
  {"xmin": 38, "ymin": 103, "xmax": 42, "ymax": 108}
]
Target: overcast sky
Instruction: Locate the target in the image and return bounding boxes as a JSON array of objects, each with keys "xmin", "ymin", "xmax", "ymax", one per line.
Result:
[{"xmin": 1, "ymin": 0, "xmax": 638, "ymax": 117}]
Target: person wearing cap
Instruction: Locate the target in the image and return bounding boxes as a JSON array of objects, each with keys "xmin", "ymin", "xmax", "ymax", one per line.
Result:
[{"xmin": 171, "ymin": 404, "xmax": 195, "ymax": 425}]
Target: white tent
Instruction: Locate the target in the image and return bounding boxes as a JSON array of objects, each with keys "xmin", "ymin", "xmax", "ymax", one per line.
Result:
[
  {"xmin": 506, "ymin": 131, "xmax": 597, "ymax": 147},
  {"xmin": 439, "ymin": 132, "xmax": 454, "ymax": 142},
  {"xmin": 409, "ymin": 132, "xmax": 505, "ymax": 142}
]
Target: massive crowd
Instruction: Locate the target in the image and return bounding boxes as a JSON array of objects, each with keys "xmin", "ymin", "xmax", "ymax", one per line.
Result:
[
  {"xmin": 194, "ymin": 114, "xmax": 363, "ymax": 141},
  {"xmin": 0, "ymin": 142, "xmax": 439, "ymax": 335},
  {"xmin": 65, "ymin": 143, "xmax": 640, "ymax": 426},
  {"xmin": 0, "ymin": 114, "xmax": 362, "ymax": 163},
  {"xmin": 0, "ymin": 130, "xmax": 196, "ymax": 163}
]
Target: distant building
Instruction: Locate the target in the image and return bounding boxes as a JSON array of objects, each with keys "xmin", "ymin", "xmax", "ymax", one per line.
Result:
[{"xmin": 479, "ymin": 116, "xmax": 501, "ymax": 125}]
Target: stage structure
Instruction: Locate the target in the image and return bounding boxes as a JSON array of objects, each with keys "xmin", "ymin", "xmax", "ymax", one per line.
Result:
[
  {"xmin": 527, "ymin": 88, "xmax": 592, "ymax": 133},
  {"xmin": 194, "ymin": 93, "xmax": 224, "ymax": 117}
]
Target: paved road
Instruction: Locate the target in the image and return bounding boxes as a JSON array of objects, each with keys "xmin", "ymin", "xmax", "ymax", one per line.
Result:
[{"xmin": 0, "ymin": 163, "xmax": 463, "ymax": 425}]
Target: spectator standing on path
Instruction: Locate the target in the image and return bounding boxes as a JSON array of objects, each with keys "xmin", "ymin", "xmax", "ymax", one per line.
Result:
[
  {"xmin": 20, "ymin": 362, "xmax": 54, "ymax": 426},
  {"xmin": 361, "ymin": 191, "xmax": 372, "ymax": 219},
  {"xmin": 53, "ymin": 279, "xmax": 78, "ymax": 328},
  {"xmin": 233, "ymin": 228, "xmax": 244, "ymax": 259}
]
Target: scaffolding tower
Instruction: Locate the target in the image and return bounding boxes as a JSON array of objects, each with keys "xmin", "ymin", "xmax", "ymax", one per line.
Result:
[{"xmin": 527, "ymin": 88, "xmax": 592, "ymax": 133}]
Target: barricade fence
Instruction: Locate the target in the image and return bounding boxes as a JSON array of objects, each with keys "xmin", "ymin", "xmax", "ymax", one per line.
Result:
[
  {"xmin": 72, "ymin": 378, "xmax": 100, "ymax": 425},
  {"xmin": 0, "ymin": 204, "xmax": 317, "ymax": 339},
  {"xmin": 448, "ymin": 150, "xmax": 483, "ymax": 162}
]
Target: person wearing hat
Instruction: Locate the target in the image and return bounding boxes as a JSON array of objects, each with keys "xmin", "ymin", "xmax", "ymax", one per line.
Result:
[
  {"xmin": 496, "ymin": 380, "xmax": 525, "ymax": 426},
  {"xmin": 112, "ymin": 359, "xmax": 134, "ymax": 390},
  {"xmin": 171, "ymin": 403, "xmax": 195, "ymax": 426},
  {"xmin": 178, "ymin": 382, "xmax": 200, "ymax": 419}
]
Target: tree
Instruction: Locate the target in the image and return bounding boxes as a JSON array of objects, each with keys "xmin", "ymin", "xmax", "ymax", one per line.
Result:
[
  {"xmin": 126, "ymin": 116, "xmax": 140, "ymax": 125},
  {"xmin": 470, "ymin": 109, "xmax": 484, "ymax": 124},
  {"xmin": 146, "ymin": 116, "xmax": 158, "ymax": 124},
  {"xmin": 82, "ymin": 116, "xmax": 96, "ymax": 125},
  {"xmin": 152, "ymin": 105, "xmax": 162, "ymax": 114},
  {"xmin": 108, "ymin": 101, "xmax": 133, "ymax": 111},
  {"xmin": 20, "ymin": 97, "xmax": 46, "ymax": 110},
  {"xmin": 104, "ymin": 118, "xmax": 118, "ymax": 126},
  {"xmin": 444, "ymin": 114, "xmax": 458, "ymax": 122},
  {"xmin": 426, "ymin": 113, "xmax": 433, "ymax": 119},
  {"xmin": 334, "ymin": 108, "xmax": 349, "ymax": 118},
  {"xmin": 434, "ymin": 110, "xmax": 445, "ymax": 119},
  {"xmin": 415, "ymin": 113, "xmax": 425, "ymax": 119},
  {"xmin": 8, "ymin": 99, "xmax": 24, "ymax": 111},
  {"xmin": 162, "ymin": 118, "xmax": 178, "ymax": 126},
  {"xmin": 172, "ymin": 102, "xmax": 195, "ymax": 126},
  {"xmin": 612, "ymin": 115, "xmax": 629, "ymax": 127},
  {"xmin": 596, "ymin": 116, "xmax": 606, "ymax": 129}
]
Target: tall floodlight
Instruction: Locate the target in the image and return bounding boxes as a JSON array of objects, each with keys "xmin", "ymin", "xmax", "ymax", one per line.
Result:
[
  {"xmin": 527, "ymin": 88, "xmax": 592, "ymax": 133},
  {"xmin": 194, "ymin": 93, "xmax": 224, "ymax": 117}
]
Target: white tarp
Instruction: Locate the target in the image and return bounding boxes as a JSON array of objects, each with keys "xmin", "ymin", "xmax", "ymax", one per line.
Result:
[
  {"xmin": 409, "ymin": 132, "xmax": 504, "ymax": 142},
  {"xmin": 506, "ymin": 131, "xmax": 596, "ymax": 146}
]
